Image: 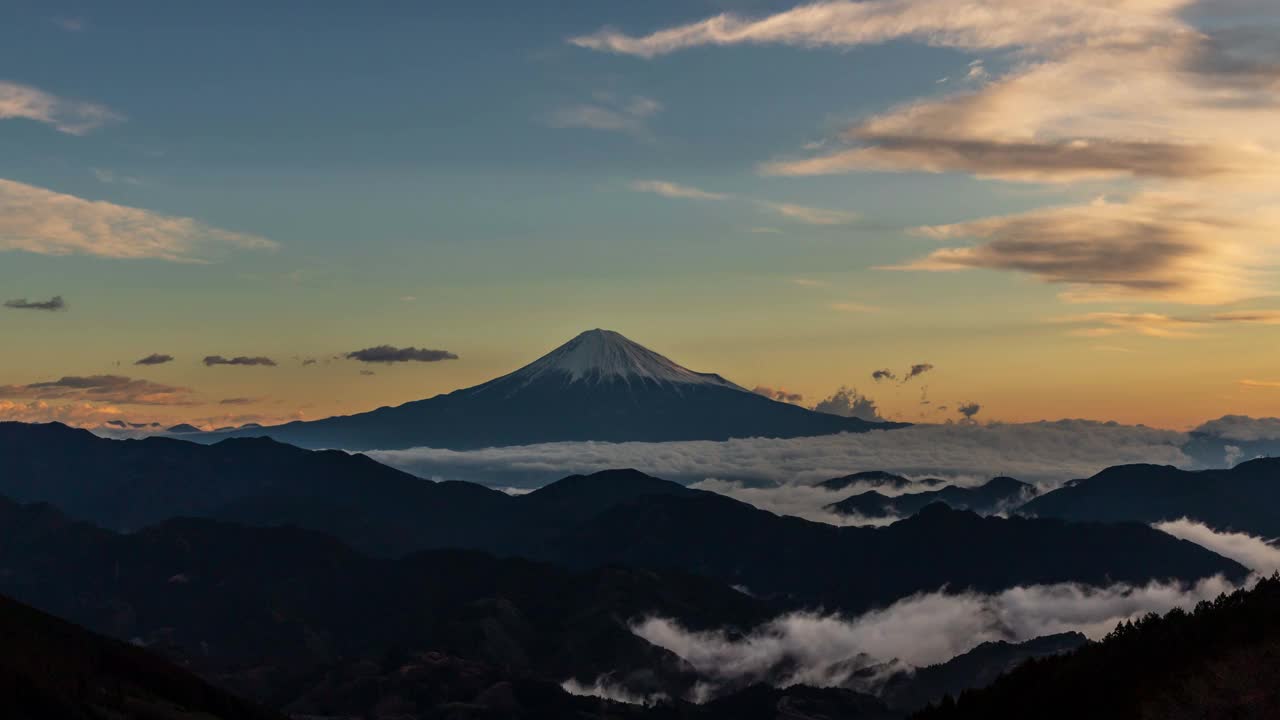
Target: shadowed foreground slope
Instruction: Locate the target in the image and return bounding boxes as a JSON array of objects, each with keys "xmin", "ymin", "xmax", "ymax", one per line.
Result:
[
  {"xmin": 0, "ymin": 592, "xmax": 283, "ymax": 720},
  {"xmin": 914, "ymin": 576, "xmax": 1280, "ymax": 720}
]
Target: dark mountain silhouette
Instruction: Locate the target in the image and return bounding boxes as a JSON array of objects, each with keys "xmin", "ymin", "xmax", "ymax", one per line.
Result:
[
  {"xmin": 881, "ymin": 632, "xmax": 1086, "ymax": 711},
  {"xmin": 536, "ymin": 498, "xmax": 1246, "ymax": 613},
  {"xmin": 1021, "ymin": 458, "xmax": 1280, "ymax": 536},
  {"xmin": 830, "ymin": 477, "xmax": 1038, "ymax": 519},
  {"xmin": 0, "ymin": 575, "xmax": 892, "ymax": 720},
  {"xmin": 0, "ymin": 421, "xmax": 515, "ymax": 553},
  {"xmin": 913, "ymin": 576, "xmax": 1280, "ymax": 720},
  {"xmin": 201, "ymin": 329, "xmax": 906, "ymax": 450},
  {"xmin": 0, "ymin": 495, "xmax": 903, "ymax": 718},
  {"xmin": 819, "ymin": 471, "xmax": 946, "ymax": 492},
  {"xmin": 0, "ymin": 591, "xmax": 283, "ymax": 720},
  {"xmin": 0, "ymin": 495, "xmax": 766, "ymax": 699},
  {"xmin": 0, "ymin": 422, "xmax": 1247, "ymax": 613}
]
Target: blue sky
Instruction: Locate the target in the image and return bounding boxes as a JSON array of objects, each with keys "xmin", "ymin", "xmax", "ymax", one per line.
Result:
[{"xmin": 2, "ymin": 0, "xmax": 1279, "ymax": 430}]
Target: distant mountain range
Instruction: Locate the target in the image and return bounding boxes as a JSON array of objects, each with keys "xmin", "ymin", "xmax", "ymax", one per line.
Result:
[
  {"xmin": 829, "ymin": 476, "xmax": 1038, "ymax": 519},
  {"xmin": 0, "ymin": 422, "xmax": 1245, "ymax": 615},
  {"xmin": 1020, "ymin": 459, "xmax": 1280, "ymax": 536},
  {"xmin": 199, "ymin": 329, "xmax": 905, "ymax": 450}
]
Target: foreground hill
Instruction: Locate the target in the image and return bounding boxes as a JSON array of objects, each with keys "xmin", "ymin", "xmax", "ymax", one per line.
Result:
[
  {"xmin": 0, "ymin": 591, "xmax": 282, "ymax": 720},
  {"xmin": 201, "ymin": 329, "xmax": 905, "ymax": 450},
  {"xmin": 913, "ymin": 576, "xmax": 1280, "ymax": 719},
  {"xmin": 1021, "ymin": 458, "xmax": 1280, "ymax": 536}
]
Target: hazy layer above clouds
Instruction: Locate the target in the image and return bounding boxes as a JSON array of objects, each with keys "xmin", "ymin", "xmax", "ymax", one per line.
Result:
[{"xmin": 370, "ymin": 419, "xmax": 1191, "ymax": 489}]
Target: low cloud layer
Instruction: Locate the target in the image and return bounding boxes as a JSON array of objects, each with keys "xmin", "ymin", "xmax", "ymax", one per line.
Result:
[
  {"xmin": 0, "ymin": 375, "xmax": 195, "ymax": 406},
  {"xmin": 371, "ymin": 419, "xmax": 1192, "ymax": 490},
  {"xmin": 4, "ymin": 295, "xmax": 65, "ymax": 311},
  {"xmin": 345, "ymin": 345, "xmax": 459, "ymax": 364},
  {"xmin": 633, "ymin": 576, "xmax": 1238, "ymax": 700},
  {"xmin": 202, "ymin": 355, "xmax": 277, "ymax": 367},
  {"xmin": 1193, "ymin": 415, "xmax": 1280, "ymax": 442}
]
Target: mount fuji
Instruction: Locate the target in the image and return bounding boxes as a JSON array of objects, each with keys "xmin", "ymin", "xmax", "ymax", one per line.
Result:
[{"xmin": 205, "ymin": 329, "xmax": 905, "ymax": 450}]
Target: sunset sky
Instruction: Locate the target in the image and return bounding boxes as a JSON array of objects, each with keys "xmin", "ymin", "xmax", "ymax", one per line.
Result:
[{"xmin": 3, "ymin": 0, "xmax": 1279, "ymax": 431}]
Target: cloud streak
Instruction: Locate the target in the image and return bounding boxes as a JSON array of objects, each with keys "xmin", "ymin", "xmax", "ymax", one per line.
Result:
[
  {"xmin": 546, "ymin": 93, "xmax": 661, "ymax": 137},
  {"xmin": 202, "ymin": 355, "xmax": 277, "ymax": 367},
  {"xmin": 3, "ymin": 295, "xmax": 65, "ymax": 311},
  {"xmin": 345, "ymin": 346, "xmax": 459, "ymax": 364},
  {"xmin": 0, "ymin": 375, "xmax": 195, "ymax": 406},
  {"xmin": 0, "ymin": 179, "xmax": 277, "ymax": 262},
  {"xmin": 133, "ymin": 353, "xmax": 174, "ymax": 366},
  {"xmin": 575, "ymin": 0, "xmax": 1280, "ymax": 304},
  {"xmin": 0, "ymin": 81, "xmax": 120, "ymax": 134},
  {"xmin": 629, "ymin": 179, "xmax": 857, "ymax": 225}
]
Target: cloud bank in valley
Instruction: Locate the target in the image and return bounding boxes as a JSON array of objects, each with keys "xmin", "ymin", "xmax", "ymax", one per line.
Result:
[
  {"xmin": 1155, "ymin": 518, "xmax": 1280, "ymax": 575},
  {"xmin": 633, "ymin": 576, "xmax": 1239, "ymax": 700}
]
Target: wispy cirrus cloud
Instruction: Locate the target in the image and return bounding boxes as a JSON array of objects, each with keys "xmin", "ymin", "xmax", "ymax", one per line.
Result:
[
  {"xmin": 629, "ymin": 179, "xmax": 857, "ymax": 226},
  {"xmin": 628, "ymin": 180, "xmax": 728, "ymax": 201},
  {"xmin": 0, "ymin": 179, "xmax": 277, "ymax": 262},
  {"xmin": 1052, "ymin": 306, "xmax": 1280, "ymax": 338},
  {"xmin": 0, "ymin": 80, "xmax": 120, "ymax": 134},
  {"xmin": 545, "ymin": 93, "xmax": 661, "ymax": 137},
  {"xmin": 893, "ymin": 194, "xmax": 1278, "ymax": 304},
  {"xmin": 576, "ymin": 0, "xmax": 1280, "ymax": 305}
]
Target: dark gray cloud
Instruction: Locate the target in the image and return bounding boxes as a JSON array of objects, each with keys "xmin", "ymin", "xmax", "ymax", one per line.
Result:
[
  {"xmin": 300, "ymin": 358, "xmax": 318, "ymax": 366},
  {"xmin": 903, "ymin": 363, "xmax": 934, "ymax": 382},
  {"xmin": 752, "ymin": 385, "xmax": 804, "ymax": 403},
  {"xmin": 133, "ymin": 353, "xmax": 174, "ymax": 366},
  {"xmin": 359, "ymin": 369, "xmax": 376, "ymax": 376},
  {"xmin": 203, "ymin": 355, "xmax": 277, "ymax": 367},
  {"xmin": 4, "ymin": 295, "xmax": 65, "ymax": 311},
  {"xmin": 345, "ymin": 345, "xmax": 459, "ymax": 364},
  {"xmin": 219, "ymin": 397, "xmax": 257, "ymax": 405},
  {"xmin": 872, "ymin": 369, "xmax": 897, "ymax": 382},
  {"xmin": 0, "ymin": 374, "xmax": 194, "ymax": 405}
]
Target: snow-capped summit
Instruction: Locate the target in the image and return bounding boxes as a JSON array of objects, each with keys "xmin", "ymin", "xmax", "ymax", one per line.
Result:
[
  {"xmin": 501, "ymin": 329, "xmax": 742, "ymax": 389},
  {"xmin": 202, "ymin": 328, "xmax": 904, "ymax": 450}
]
